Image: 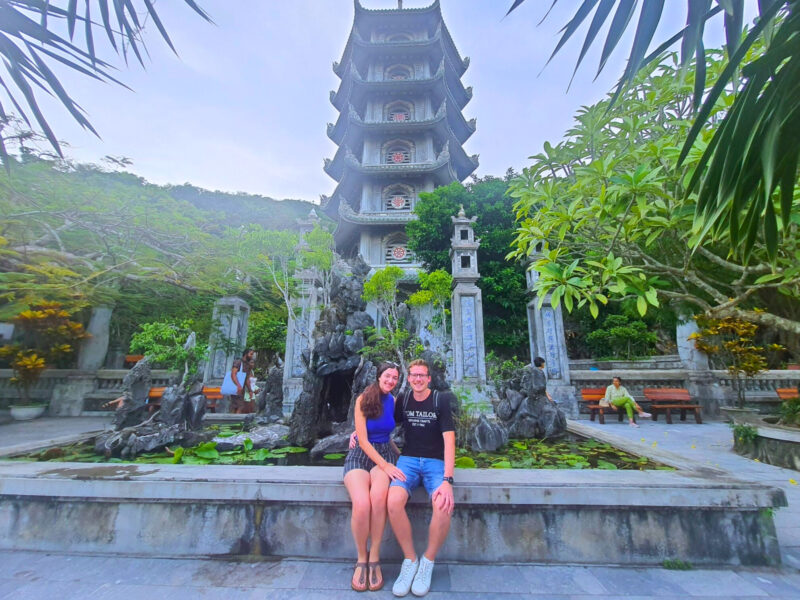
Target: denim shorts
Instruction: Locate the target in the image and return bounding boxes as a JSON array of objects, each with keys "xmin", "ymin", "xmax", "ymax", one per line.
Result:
[{"xmin": 390, "ymin": 455, "xmax": 445, "ymax": 497}]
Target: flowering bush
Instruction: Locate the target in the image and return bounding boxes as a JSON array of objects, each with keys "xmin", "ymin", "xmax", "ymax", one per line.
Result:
[
  {"xmin": 0, "ymin": 302, "xmax": 87, "ymax": 404},
  {"xmin": 691, "ymin": 315, "xmax": 783, "ymax": 409}
]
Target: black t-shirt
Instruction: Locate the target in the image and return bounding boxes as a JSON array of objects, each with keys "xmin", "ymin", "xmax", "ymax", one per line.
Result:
[{"xmin": 394, "ymin": 389, "xmax": 455, "ymax": 460}]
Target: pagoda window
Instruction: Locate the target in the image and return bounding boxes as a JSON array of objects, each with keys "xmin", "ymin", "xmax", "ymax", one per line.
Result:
[
  {"xmin": 384, "ymin": 233, "xmax": 414, "ymax": 265},
  {"xmin": 386, "ymin": 32, "xmax": 413, "ymax": 42},
  {"xmin": 383, "ymin": 140, "xmax": 414, "ymax": 164},
  {"xmin": 385, "ymin": 64, "xmax": 413, "ymax": 81},
  {"xmin": 383, "ymin": 183, "xmax": 414, "ymax": 211},
  {"xmin": 385, "ymin": 100, "xmax": 413, "ymax": 122}
]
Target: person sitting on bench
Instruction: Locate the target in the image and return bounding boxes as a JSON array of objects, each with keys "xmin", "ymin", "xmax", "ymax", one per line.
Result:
[{"xmin": 601, "ymin": 377, "xmax": 651, "ymax": 428}]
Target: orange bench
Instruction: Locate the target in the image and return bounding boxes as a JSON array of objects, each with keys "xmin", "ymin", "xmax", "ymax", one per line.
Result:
[
  {"xmin": 777, "ymin": 387, "xmax": 799, "ymax": 401},
  {"xmin": 124, "ymin": 354, "xmax": 144, "ymax": 367},
  {"xmin": 643, "ymin": 388, "xmax": 702, "ymax": 424},
  {"xmin": 146, "ymin": 386, "xmax": 220, "ymax": 413},
  {"xmin": 580, "ymin": 387, "xmax": 627, "ymax": 424}
]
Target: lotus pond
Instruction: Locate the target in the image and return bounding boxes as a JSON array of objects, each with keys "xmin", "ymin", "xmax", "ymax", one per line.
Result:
[{"xmin": 9, "ymin": 425, "xmax": 670, "ymax": 470}]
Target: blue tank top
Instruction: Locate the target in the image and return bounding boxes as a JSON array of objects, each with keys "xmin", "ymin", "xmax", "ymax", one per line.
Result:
[{"xmin": 366, "ymin": 393, "xmax": 395, "ymax": 444}]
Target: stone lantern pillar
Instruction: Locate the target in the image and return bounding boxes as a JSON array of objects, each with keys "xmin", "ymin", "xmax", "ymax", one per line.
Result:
[
  {"xmin": 525, "ymin": 247, "xmax": 577, "ymax": 417},
  {"xmin": 450, "ymin": 206, "xmax": 487, "ymax": 384},
  {"xmin": 282, "ymin": 209, "xmax": 322, "ymax": 416}
]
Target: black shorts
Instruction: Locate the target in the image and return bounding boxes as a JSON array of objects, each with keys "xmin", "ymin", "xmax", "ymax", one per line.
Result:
[{"xmin": 343, "ymin": 441, "xmax": 397, "ymax": 477}]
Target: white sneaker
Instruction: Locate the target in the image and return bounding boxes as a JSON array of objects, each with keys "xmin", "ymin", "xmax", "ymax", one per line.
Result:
[
  {"xmin": 641, "ymin": 412, "xmax": 652, "ymax": 419},
  {"xmin": 392, "ymin": 557, "xmax": 418, "ymax": 597},
  {"xmin": 411, "ymin": 555, "xmax": 434, "ymax": 596}
]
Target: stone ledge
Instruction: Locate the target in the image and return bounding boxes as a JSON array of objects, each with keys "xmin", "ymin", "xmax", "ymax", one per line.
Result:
[
  {"xmin": 0, "ymin": 425, "xmax": 787, "ymax": 565},
  {"xmin": 0, "ymin": 461, "xmax": 785, "ymax": 509}
]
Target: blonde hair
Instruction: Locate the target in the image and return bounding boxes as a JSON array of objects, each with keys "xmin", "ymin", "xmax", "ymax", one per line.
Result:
[{"xmin": 407, "ymin": 359, "xmax": 429, "ymax": 375}]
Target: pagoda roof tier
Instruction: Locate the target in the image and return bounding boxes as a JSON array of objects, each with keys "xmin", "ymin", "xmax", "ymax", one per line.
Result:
[
  {"xmin": 324, "ymin": 141, "xmax": 476, "ymax": 186},
  {"xmin": 327, "ymin": 99, "xmax": 475, "ymax": 148},
  {"xmin": 334, "ymin": 1, "xmax": 467, "ymax": 77},
  {"xmin": 339, "ymin": 196, "xmax": 418, "ymax": 225},
  {"xmin": 334, "ymin": 22, "xmax": 468, "ymax": 80},
  {"xmin": 331, "ymin": 59, "xmax": 471, "ymax": 112}
]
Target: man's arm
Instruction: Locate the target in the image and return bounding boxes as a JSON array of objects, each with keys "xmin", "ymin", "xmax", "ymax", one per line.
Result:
[{"xmin": 432, "ymin": 430, "xmax": 455, "ymax": 514}]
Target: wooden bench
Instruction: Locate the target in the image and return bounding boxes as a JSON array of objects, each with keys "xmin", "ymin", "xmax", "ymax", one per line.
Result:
[
  {"xmin": 580, "ymin": 387, "xmax": 627, "ymax": 425},
  {"xmin": 146, "ymin": 386, "xmax": 220, "ymax": 413},
  {"xmin": 643, "ymin": 388, "xmax": 702, "ymax": 424},
  {"xmin": 124, "ymin": 354, "xmax": 144, "ymax": 367},
  {"xmin": 777, "ymin": 387, "xmax": 799, "ymax": 401}
]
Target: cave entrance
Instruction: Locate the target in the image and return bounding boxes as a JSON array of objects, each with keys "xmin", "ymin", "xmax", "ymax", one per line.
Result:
[{"xmin": 321, "ymin": 368, "xmax": 355, "ymax": 423}]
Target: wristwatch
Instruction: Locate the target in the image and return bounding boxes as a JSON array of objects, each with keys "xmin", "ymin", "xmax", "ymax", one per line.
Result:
[{"xmin": 442, "ymin": 476, "xmax": 454, "ymax": 484}]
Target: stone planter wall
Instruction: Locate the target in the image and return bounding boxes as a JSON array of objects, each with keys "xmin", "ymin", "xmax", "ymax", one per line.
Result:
[{"xmin": 733, "ymin": 421, "xmax": 800, "ymax": 471}]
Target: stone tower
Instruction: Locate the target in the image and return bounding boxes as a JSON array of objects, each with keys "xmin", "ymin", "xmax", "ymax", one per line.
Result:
[
  {"xmin": 450, "ymin": 206, "xmax": 486, "ymax": 384},
  {"xmin": 320, "ymin": 0, "xmax": 478, "ymax": 284}
]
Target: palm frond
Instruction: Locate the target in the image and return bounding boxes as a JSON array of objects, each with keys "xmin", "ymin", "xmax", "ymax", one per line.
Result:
[{"xmin": 0, "ymin": 0, "xmax": 212, "ymax": 162}]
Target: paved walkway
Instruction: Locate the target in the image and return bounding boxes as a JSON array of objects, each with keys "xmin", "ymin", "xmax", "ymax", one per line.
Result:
[
  {"xmin": 0, "ymin": 416, "xmax": 111, "ymax": 456},
  {"xmin": 1, "ymin": 417, "xmax": 798, "ymax": 599},
  {"xmin": 579, "ymin": 419, "xmax": 800, "ymax": 570}
]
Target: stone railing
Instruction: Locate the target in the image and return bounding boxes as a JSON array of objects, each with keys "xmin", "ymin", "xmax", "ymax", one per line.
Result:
[
  {"xmin": 570, "ymin": 368, "xmax": 800, "ymax": 416},
  {"xmin": 0, "ymin": 368, "xmax": 179, "ymax": 415},
  {"xmin": 569, "ymin": 354, "xmax": 684, "ymax": 371}
]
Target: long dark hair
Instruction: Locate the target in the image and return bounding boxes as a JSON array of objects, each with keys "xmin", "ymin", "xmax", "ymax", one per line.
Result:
[{"xmin": 361, "ymin": 362, "xmax": 399, "ymax": 420}]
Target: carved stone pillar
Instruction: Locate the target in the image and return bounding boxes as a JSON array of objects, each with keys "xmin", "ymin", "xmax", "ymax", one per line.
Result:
[
  {"xmin": 525, "ymin": 254, "xmax": 577, "ymax": 417},
  {"xmin": 282, "ymin": 210, "xmax": 321, "ymax": 417},
  {"xmin": 450, "ymin": 207, "xmax": 486, "ymax": 385},
  {"xmin": 203, "ymin": 296, "xmax": 250, "ymax": 383}
]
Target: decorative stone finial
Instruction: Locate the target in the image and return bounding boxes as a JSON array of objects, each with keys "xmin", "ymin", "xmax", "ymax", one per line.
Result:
[{"xmin": 458, "ymin": 205, "xmax": 466, "ymax": 218}]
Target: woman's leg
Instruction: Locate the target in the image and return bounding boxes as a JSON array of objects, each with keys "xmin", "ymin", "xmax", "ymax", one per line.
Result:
[
  {"xmin": 368, "ymin": 466, "xmax": 391, "ymax": 587},
  {"xmin": 612, "ymin": 397, "xmax": 635, "ymax": 421},
  {"xmin": 344, "ymin": 469, "xmax": 371, "ymax": 587}
]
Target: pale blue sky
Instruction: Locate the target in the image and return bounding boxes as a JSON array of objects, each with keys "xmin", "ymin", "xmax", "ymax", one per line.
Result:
[{"xmin": 30, "ymin": 0, "xmax": 757, "ymax": 202}]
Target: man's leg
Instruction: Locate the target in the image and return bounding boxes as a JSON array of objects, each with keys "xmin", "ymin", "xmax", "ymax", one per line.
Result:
[
  {"xmin": 387, "ymin": 485, "xmax": 415, "ymax": 560},
  {"xmin": 423, "ymin": 500, "xmax": 452, "ymax": 561}
]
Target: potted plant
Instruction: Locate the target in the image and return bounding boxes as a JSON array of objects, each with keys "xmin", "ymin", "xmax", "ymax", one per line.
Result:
[
  {"xmin": 1, "ymin": 302, "xmax": 88, "ymax": 420},
  {"xmin": 9, "ymin": 351, "xmax": 48, "ymax": 420}
]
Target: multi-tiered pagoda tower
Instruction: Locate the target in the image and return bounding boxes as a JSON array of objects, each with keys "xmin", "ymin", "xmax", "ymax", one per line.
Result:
[{"xmin": 321, "ymin": 0, "xmax": 478, "ymax": 278}]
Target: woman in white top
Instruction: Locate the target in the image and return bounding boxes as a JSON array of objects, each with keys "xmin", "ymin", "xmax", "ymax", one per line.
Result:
[{"xmin": 601, "ymin": 376, "xmax": 651, "ymax": 427}]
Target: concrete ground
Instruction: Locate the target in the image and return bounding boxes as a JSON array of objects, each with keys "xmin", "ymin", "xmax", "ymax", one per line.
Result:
[{"xmin": 0, "ymin": 417, "xmax": 798, "ymax": 599}]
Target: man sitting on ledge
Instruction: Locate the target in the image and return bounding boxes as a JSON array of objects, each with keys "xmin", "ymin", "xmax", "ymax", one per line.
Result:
[{"xmin": 388, "ymin": 358, "xmax": 455, "ymax": 597}]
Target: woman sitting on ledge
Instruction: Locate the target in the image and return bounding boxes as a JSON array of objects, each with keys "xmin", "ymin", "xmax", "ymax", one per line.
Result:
[
  {"xmin": 601, "ymin": 376, "xmax": 651, "ymax": 428},
  {"xmin": 343, "ymin": 362, "xmax": 405, "ymax": 592}
]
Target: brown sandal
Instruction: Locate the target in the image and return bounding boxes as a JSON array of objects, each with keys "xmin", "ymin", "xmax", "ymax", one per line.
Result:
[
  {"xmin": 368, "ymin": 561, "xmax": 383, "ymax": 591},
  {"xmin": 351, "ymin": 561, "xmax": 368, "ymax": 592}
]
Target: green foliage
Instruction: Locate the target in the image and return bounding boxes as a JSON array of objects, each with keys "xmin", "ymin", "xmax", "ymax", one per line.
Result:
[
  {"xmin": 455, "ymin": 437, "xmax": 665, "ymax": 470},
  {"xmin": 166, "ymin": 184, "xmax": 321, "ymax": 233},
  {"xmin": 662, "ymin": 559, "xmax": 693, "ymax": 571},
  {"xmin": 486, "ymin": 352, "xmax": 526, "ymax": 389},
  {"xmin": 1, "ymin": 301, "xmax": 87, "ymax": 403},
  {"xmin": 406, "ymin": 175, "xmax": 529, "ymax": 357},
  {"xmin": 361, "ymin": 266, "xmax": 424, "ymax": 370},
  {"xmin": 731, "ymin": 423, "xmax": 759, "ymax": 444},
  {"xmin": 693, "ymin": 315, "xmax": 782, "ymax": 408},
  {"xmin": 585, "ymin": 314, "xmax": 658, "ymax": 360},
  {"xmin": 514, "ymin": 0, "xmax": 797, "ymax": 264},
  {"xmin": 129, "ymin": 319, "xmax": 207, "ymax": 373},
  {"xmin": 247, "ymin": 308, "xmax": 287, "ymax": 366},
  {"xmin": 408, "ymin": 269, "xmax": 452, "ymax": 342},
  {"xmin": 508, "ymin": 48, "xmax": 800, "ymax": 336},
  {"xmin": 778, "ymin": 396, "xmax": 800, "ymax": 427}
]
